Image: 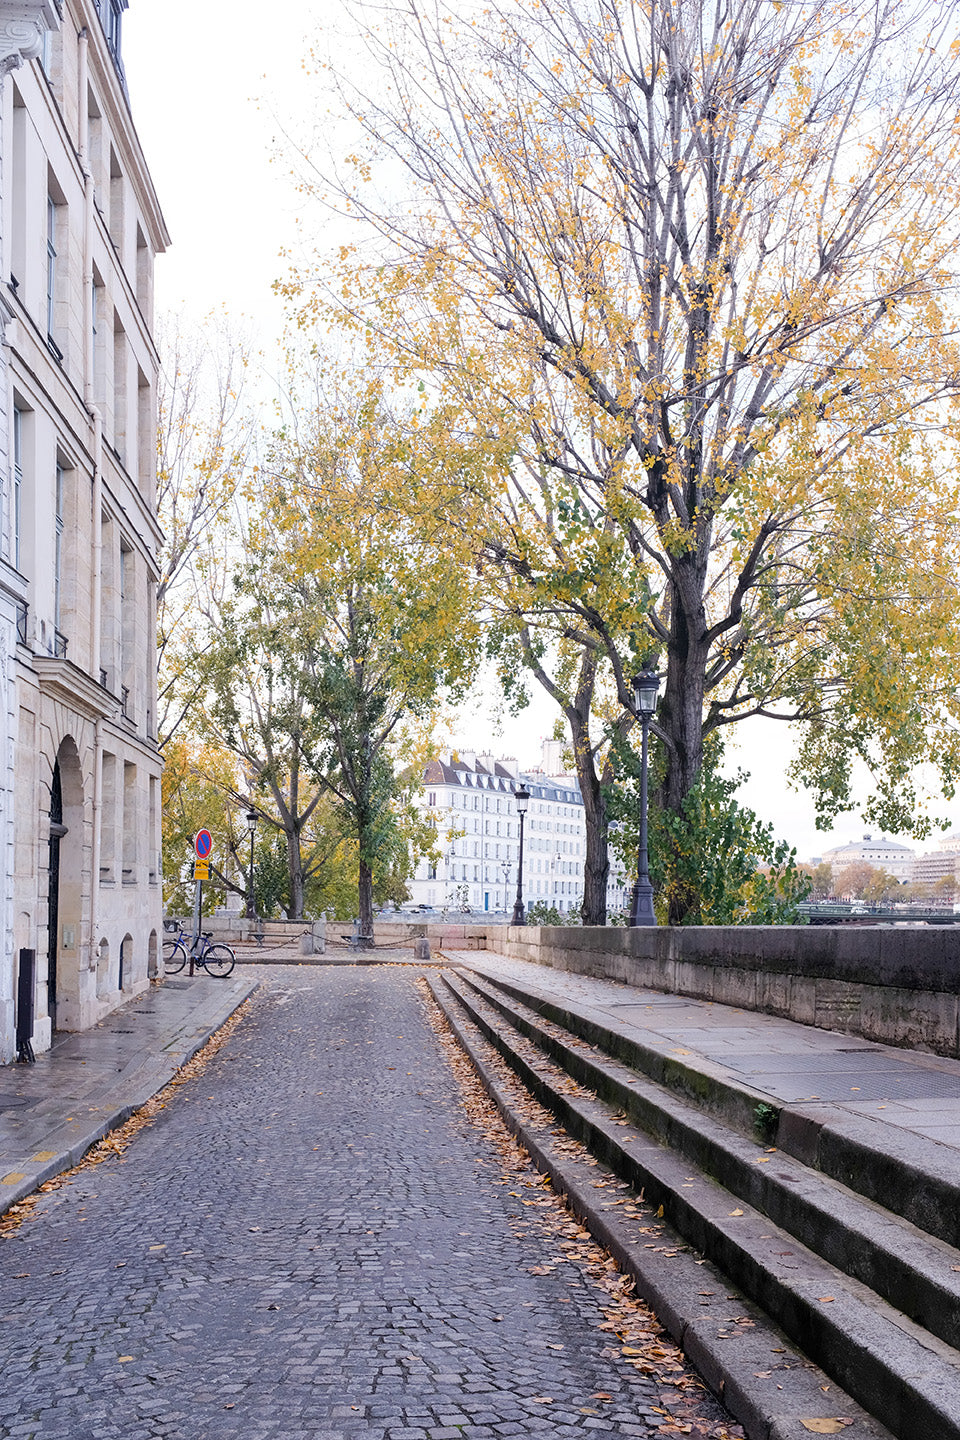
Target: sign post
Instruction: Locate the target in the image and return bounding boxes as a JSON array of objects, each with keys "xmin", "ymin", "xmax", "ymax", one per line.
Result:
[{"xmin": 192, "ymin": 831, "xmax": 214, "ymax": 968}]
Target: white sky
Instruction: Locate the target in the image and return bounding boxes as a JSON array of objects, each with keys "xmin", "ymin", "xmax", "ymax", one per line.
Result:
[{"xmin": 122, "ymin": 1, "xmax": 958, "ymax": 864}]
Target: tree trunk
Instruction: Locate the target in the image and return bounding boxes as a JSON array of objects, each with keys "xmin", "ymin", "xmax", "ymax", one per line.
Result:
[
  {"xmin": 571, "ymin": 713, "xmax": 609, "ymax": 926},
  {"xmin": 286, "ymin": 829, "xmax": 305, "ymax": 920},
  {"xmin": 659, "ymin": 587, "xmax": 708, "ymax": 925},
  {"xmin": 358, "ymin": 857, "xmax": 374, "ymax": 946}
]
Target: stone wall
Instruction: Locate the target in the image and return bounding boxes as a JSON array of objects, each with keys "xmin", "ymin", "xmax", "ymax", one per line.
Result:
[{"xmin": 475, "ymin": 924, "xmax": 960, "ymax": 1056}]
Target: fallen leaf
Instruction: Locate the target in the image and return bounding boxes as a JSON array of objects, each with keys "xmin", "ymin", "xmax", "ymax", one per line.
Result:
[
  {"xmin": 729, "ymin": 1208, "xmax": 744, "ymax": 1217},
  {"xmin": 118, "ymin": 1356, "xmax": 134, "ymax": 1363},
  {"xmin": 817, "ymin": 1296, "xmax": 835, "ymax": 1303},
  {"xmin": 799, "ymin": 1423, "xmax": 852, "ymax": 1434},
  {"xmin": 530, "ymin": 1395, "xmax": 554, "ymax": 1404}
]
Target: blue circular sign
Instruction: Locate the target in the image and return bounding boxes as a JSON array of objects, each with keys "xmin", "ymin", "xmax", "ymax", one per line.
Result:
[{"xmin": 195, "ymin": 830, "xmax": 213, "ymax": 858}]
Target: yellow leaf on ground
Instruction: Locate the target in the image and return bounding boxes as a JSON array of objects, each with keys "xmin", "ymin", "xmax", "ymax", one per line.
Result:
[{"xmin": 799, "ymin": 1422, "xmax": 852, "ymax": 1434}]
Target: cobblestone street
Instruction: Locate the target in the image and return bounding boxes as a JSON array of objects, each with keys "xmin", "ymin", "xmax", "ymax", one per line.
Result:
[{"xmin": 0, "ymin": 968, "xmax": 735, "ymax": 1440}]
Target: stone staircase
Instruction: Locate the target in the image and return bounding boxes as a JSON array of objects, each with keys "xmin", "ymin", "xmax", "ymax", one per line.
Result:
[{"xmin": 428, "ymin": 963, "xmax": 960, "ymax": 1440}]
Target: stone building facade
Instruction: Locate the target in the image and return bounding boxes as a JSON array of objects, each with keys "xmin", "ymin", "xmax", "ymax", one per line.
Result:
[
  {"xmin": 0, "ymin": 0, "xmax": 168, "ymax": 1060},
  {"xmin": 407, "ymin": 743, "xmax": 629, "ymax": 918},
  {"xmin": 820, "ymin": 833, "xmax": 916, "ymax": 884}
]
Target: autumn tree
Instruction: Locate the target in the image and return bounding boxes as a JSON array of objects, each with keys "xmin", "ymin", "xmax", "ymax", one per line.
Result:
[
  {"xmin": 194, "ymin": 570, "xmax": 332, "ymax": 921},
  {"xmin": 258, "ymin": 365, "xmax": 481, "ymax": 940},
  {"xmin": 290, "ymin": 0, "xmax": 960, "ymax": 921},
  {"xmin": 156, "ymin": 311, "xmax": 253, "ymax": 746}
]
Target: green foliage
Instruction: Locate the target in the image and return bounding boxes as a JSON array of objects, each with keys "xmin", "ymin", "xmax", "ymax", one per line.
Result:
[
  {"xmin": 249, "ymin": 833, "xmax": 290, "ymax": 919},
  {"xmin": 525, "ymin": 901, "xmax": 580, "ymax": 927},
  {"xmin": 753, "ymin": 1103, "xmax": 780, "ymax": 1144},
  {"xmin": 607, "ymin": 742, "xmax": 811, "ymax": 926}
]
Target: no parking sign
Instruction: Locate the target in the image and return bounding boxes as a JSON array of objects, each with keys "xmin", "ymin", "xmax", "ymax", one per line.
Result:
[{"xmin": 195, "ymin": 830, "xmax": 213, "ymax": 859}]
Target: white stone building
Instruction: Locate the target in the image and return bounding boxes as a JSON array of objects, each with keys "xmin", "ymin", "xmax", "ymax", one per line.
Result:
[
  {"xmin": 406, "ymin": 743, "xmax": 629, "ymax": 918},
  {"xmin": 0, "ymin": 0, "xmax": 168, "ymax": 1061},
  {"xmin": 820, "ymin": 833, "xmax": 916, "ymax": 883},
  {"xmin": 911, "ymin": 847, "xmax": 960, "ymax": 889}
]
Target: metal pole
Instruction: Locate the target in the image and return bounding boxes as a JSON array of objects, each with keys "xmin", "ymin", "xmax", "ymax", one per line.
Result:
[
  {"xmin": 629, "ymin": 712, "xmax": 657, "ymax": 926},
  {"xmin": 247, "ymin": 828, "xmax": 255, "ymax": 921},
  {"xmin": 191, "ymin": 877, "xmax": 202, "ymax": 972},
  {"xmin": 512, "ymin": 811, "xmax": 527, "ymax": 926}
]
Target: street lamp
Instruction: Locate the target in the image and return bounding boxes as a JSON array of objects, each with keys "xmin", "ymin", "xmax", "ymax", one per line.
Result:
[
  {"xmin": 511, "ymin": 785, "xmax": 531, "ymax": 926},
  {"xmin": 629, "ymin": 670, "xmax": 660, "ymax": 927},
  {"xmin": 245, "ymin": 808, "xmax": 258, "ymax": 922}
]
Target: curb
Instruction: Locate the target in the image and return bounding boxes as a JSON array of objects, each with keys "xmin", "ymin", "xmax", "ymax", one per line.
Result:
[{"xmin": 0, "ymin": 977, "xmax": 259, "ymax": 1217}]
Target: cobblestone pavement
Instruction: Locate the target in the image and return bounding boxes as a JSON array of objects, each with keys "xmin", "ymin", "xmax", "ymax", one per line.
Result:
[{"xmin": 0, "ymin": 968, "xmax": 734, "ymax": 1440}]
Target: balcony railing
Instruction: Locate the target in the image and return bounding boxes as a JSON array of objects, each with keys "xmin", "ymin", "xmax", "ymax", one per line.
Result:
[
  {"xmin": 15, "ymin": 601, "xmax": 27, "ymax": 645},
  {"xmin": 53, "ymin": 630, "xmax": 68, "ymax": 659}
]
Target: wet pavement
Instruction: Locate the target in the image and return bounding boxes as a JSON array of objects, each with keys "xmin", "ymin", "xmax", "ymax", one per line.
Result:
[{"xmin": 0, "ymin": 966, "xmax": 735, "ymax": 1440}]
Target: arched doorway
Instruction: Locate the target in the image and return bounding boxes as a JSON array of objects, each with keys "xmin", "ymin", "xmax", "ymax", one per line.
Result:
[
  {"xmin": 45, "ymin": 739, "xmax": 84, "ymax": 1030},
  {"xmin": 46, "ymin": 762, "xmax": 66, "ymax": 1028}
]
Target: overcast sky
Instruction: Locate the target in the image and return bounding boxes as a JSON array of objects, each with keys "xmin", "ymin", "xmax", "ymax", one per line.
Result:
[{"xmin": 121, "ymin": 1, "xmax": 957, "ymax": 862}]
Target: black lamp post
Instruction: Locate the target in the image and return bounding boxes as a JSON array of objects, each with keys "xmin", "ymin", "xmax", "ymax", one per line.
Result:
[
  {"xmin": 511, "ymin": 785, "xmax": 531, "ymax": 926},
  {"xmin": 629, "ymin": 670, "xmax": 660, "ymax": 927},
  {"xmin": 245, "ymin": 808, "xmax": 257, "ymax": 921}
]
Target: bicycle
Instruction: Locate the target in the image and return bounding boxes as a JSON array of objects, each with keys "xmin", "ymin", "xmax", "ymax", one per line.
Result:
[{"xmin": 162, "ymin": 930, "xmax": 235, "ymax": 978}]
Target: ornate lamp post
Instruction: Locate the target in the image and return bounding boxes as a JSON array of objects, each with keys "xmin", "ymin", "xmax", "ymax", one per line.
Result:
[
  {"xmin": 629, "ymin": 670, "xmax": 660, "ymax": 927},
  {"xmin": 245, "ymin": 808, "xmax": 258, "ymax": 921},
  {"xmin": 511, "ymin": 785, "xmax": 531, "ymax": 926}
]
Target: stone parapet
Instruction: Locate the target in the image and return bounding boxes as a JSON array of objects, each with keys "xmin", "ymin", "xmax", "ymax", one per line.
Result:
[{"xmin": 475, "ymin": 924, "xmax": 960, "ymax": 1055}]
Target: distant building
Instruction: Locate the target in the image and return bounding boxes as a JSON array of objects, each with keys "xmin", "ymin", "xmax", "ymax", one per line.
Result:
[
  {"xmin": 820, "ymin": 834, "xmax": 915, "ymax": 883},
  {"xmin": 406, "ymin": 741, "xmax": 628, "ymax": 917},
  {"xmin": 1, "ymin": 0, "xmax": 169, "ymax": 1060},
  {"xmin": 911, "ymin": 850, "xmax": 960, "ymax": 888}
]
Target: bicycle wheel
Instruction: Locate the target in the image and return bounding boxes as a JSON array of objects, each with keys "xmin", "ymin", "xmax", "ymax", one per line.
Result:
[
  {"xmin": 202, "ymin": 944, "xmax": 235, "ymax": 978},
  {"xmin": 162, "ymin": 940, "xmax": 187, "ymax": 974}
]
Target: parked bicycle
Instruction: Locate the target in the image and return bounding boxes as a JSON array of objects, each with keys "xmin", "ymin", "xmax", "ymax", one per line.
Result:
[{"xmin": 162, "ymin": 929, "xmax": 235, "ymax": 978}]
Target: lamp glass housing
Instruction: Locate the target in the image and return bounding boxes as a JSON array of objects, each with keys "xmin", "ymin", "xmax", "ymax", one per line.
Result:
[
  {"xmin": 514, "ymin": 785, "xmax": 530, "ymax": 815},
  {"xmin": 632, "ymin": 670, "xmax": 660, "ymax": 715},
  {"xmin": 245, "ymin": 808, "xmax": 258, "ymax": 833}
]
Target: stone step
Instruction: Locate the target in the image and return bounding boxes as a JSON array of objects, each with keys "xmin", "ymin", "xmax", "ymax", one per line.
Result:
[
  {"xmin": 469, "ymin": 964, "xmax": 960, "ymax": 1252},
  {"xmin": 434, "ymin": 967, "xmax": 960, "ymax": 1440},
  {"xmin": 453, "ymin": 966, "xmax": 960, "ymax": 1354}
]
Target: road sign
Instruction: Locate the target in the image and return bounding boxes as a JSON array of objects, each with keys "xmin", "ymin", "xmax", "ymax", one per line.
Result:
[
  {"xmin": 194, "ymin": 860, "xmax": 210, "ymax": 881},
  {"xmin": 195, "ymin": 830, "xmax": 212, "ymax": 859}
]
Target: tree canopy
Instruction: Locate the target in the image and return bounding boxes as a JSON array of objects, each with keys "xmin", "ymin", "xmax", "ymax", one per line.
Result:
[{"xmin": 284, "ymin": 0, "xmax": 960, "ymax": 917}]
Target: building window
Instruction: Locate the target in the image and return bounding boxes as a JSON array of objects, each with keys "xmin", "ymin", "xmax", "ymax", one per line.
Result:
[
  {"xmin": 97, "ymin": 0, "xmax": 128, "ymax": 93},
  {"xmin": 46, "ymin": 195, "xmax": 57, "ymax": 339},
  {"xmin": 54, "ymin": 462, "xmax": 64, "ymax": 631},
  {"xmin": 12, "ymin": 407, "xmax": 22, "ymax": 571}
]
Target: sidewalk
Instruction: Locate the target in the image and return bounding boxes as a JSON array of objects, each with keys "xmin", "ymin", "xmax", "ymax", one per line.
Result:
[
  {"xmin": 0, "ymin": 968, "xmax": 260, "ymax": 1215},
  {"xmin": 447, "ymin": 949, "xmax": 960, "ymax": 1158}
]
